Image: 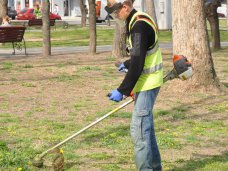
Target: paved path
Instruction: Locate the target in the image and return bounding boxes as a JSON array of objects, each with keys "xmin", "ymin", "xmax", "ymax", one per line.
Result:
[{"xmin": 0, "ymin": 42, "xmax": 228, "ymax": 58}]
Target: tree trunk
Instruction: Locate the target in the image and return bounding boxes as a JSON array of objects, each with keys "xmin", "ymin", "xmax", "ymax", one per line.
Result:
[
  {"xmin": 172, "ymin": 0, "xmax": 221, "ymax": 92},
  {"xmin": 112, "ymin": 24, "xmax": 127, "ymax": 58},
  {"xmin": 207, "ymin": 16, "xmax": 221, "ymax": 50},
  {"xmin": 42, "ymin": 0, "xmax": 51, "ymax": 57},
  {"xmin": 144, "ymin": 0, "xmax": 158, "ymax": 28},
  {"xmin": 0, "ymin": 0, "xmax": 7, "ymax": 23},
  {"xmin": 204, "ymin": 1, "xmax": 221, "ymax": 50},
  {"xmin": 80, "ymin": 0, "xmax": 87, "ymax": 27},
  {"xmin": 88, "ymin": 0, "xmax": 96, "ymax": 54}
]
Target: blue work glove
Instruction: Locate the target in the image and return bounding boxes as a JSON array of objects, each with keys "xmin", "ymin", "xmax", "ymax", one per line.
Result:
[
  {"xmin": 109, "ymin": 89, "xmax": 123, "ymax": 102},
  {"xmin": 118, "ymin": 63, "xmax": 127, "ymax": 73}
]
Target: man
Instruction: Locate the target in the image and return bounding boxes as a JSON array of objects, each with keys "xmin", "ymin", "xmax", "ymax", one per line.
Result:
[
  {"xmin": 34, "ymin": 5, "xmax": 41, "ymax": 19},
  {"xmin": 105, "ymin": 0, "xmax": 163, "ymax": 170}
]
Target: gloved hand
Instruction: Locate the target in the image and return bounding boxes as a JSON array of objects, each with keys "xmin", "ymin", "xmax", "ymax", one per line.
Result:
[
  {"xmin": 118, "ymin": 63, "xmax": 127, "ymax": 73},
  {"xmin": 109, "ymin": 89, "xmax": 123, "ymax": 102}
]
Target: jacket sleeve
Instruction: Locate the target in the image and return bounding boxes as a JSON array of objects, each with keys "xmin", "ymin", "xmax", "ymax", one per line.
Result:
[{"xmin": 117, "ymin": 21, "xmax": 155, "ymax": 96}]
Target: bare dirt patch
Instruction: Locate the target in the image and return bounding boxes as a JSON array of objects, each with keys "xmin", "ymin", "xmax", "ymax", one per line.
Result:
[{"xmin": 0, "ymin": 50, "xmax": 227, "ymax": 170}]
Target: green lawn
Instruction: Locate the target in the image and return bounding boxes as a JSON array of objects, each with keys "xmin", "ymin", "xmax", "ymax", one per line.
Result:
[
  {"xmin": 219, "ymin": 18, "xmax": 228, "ymax": 28},
  {"xmin": 1, "ymin": 22, "xmax": 227, "ymax": 49}
]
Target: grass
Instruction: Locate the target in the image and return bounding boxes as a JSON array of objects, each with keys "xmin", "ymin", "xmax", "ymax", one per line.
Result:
[
  {"xmin": 217, "ymin": 18, "xmax": 228, "ymax": 29},
  {"xmin": 0, "ymin": 62, "xmax": 13, "ymax": 70},
  {"xmin": 0, "ymin": 46, "xmax": 227, "ymax": 171},
  {"xmin": 207, "ymin": 30, "xmax": 228, "ymax": 42}
]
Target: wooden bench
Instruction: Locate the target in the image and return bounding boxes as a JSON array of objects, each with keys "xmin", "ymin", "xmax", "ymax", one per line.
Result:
[
  {"xmin": 10, "ymin": 20, "xmax": 28, "ymax": 27},
  {"xmin": 28, "ymin": 19, "xmax": 56, "ymax": 27},
  {"xmin": 0, "ymin": 26, "xmax": 27, "ymax": 55}
]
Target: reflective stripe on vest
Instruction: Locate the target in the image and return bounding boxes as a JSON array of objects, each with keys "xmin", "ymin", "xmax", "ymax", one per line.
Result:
[{"xmin": 142, "ymin": 63, "xmax": 163, "ymax": 75}]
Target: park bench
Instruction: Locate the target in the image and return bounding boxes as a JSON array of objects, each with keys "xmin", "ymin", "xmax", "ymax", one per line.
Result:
[
  {"xmin": 0, "ymin": 26, "xmax": 27, "ymax": 55},
  {"xmin": 28, "ymin": 19, "xmax": 56, "ymax": 27},
  {"xmin": 10, "ymin": 20, "xmax": 28, "ymax": 27}
]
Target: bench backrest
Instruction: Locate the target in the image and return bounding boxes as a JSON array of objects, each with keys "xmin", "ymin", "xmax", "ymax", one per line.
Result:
[
  {"xmin": 0, "ymin": 26, "xmax": 26, "ymax": 43},
  {"xmin": 28, "ymin": 19, "xmax": 55, "ymax": 26}
]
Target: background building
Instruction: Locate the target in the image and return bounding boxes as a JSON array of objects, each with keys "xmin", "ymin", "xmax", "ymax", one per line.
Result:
[
  {"xmin": 9, "ymin": 0, "xmax": 81, "ymax": 17},
  {"xmin": 134, "ymin": 0, "xmax": 172, "ymax": 30},
  {"xmin": 8, "ymin": 0, "xmax": 173, "ymax": 29},
  {"xmin": 8, "ymin": 0, "xmax": 172, "ymax": 26}
]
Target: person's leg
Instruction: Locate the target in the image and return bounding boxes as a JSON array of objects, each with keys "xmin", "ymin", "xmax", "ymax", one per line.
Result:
[{"xmin": 130, "ymin": 88, "xmax": 162, "ymax": 171}]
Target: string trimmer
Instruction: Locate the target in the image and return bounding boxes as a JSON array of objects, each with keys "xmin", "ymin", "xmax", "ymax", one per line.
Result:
[{"xmin": 32, "ymin": 55, "xmax": 192, "ymax": 168}]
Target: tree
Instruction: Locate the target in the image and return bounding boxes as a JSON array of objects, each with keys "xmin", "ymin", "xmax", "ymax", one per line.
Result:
[
  {"xmin": 0, "ymin": 0, "xmax": 7, "ymax": 23},
  {"xmin": 88, "ymin": 0, "xmax": 96, "ymax": 54},
  {"xmin": 80, "ymin": 0, "xmax": 87, "ymax": 27},
  {"xmin": 144, "ymin": 0, "xmax": 158, "ymax": 27},
  {"xmin": 204, "ymin": 0, "xmax": 221, "ymax": 50},
  {"xmin": 42, "ymin": 0, "xmax": 51, "ymax": 57},
  {"xmin": 112, "ymin": 24, "xmax": 127, "ymax": 58},
  {"xmin": 172, "ymin": 0, "xmax": 221, "ymax": 92}
]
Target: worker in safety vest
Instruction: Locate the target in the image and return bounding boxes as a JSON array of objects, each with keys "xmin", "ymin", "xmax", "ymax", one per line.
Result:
[
  {"xmin": 34, "ymin": 5, "xmax": 41, "ymax": 19},
  {"xmin": 106, "ymin": 0, "xmax": 163, "ymax": 170}
]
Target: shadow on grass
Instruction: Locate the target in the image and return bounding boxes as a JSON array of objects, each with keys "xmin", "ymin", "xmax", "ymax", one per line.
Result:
[
  {"xmin": 170, "ymin": 151, "xmax": 228, "ymax": 171},
  {"xmin": 156, "ymin": 93, "xmax": 228, "ymax": 122},
  {"xmin": 80, "ymin": 124, "xmax": 129, "ymax": 144}
]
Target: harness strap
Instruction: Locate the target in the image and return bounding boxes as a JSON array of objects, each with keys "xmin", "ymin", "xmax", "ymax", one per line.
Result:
[
  {"xmin": 129, "ymin": 14, "xmax": 159, "ymax": 56},
  {"xmin": 130, "ymin": 15, "xmax": 158, "ymax": 32}
]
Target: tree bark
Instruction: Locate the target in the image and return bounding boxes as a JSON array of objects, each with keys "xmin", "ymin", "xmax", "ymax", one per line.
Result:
[
  {"xmin": 112, "ymin": 24, "xmax": 127, "ymax": 58},
  {"xmin": 42, "ymin": 0, "xmax": 51, "ymax": 57},
  {"xmin": 0, "ymin": 0, "xmax": 7, "ymax": 23},
  {"xmin": 144, "ymin": 0, "xmax": 158, "ymax": 28},
  {"xmin": 172, "ymin": 0, "xmax": 221, "ymax": 92},
  {"xmin": 207, "ymin": 16, "xmax": 221, "ymax": 50},
  {"xmin": 80, "ymin": 0, "xmax": 87, "ymax": 27},
  {"xmin": 88, "ymin": 0, "xmax": 96, "ymax": 54},
  {"xmin": 204, "ymin": 1, "xmax": 221, "ymax": 50}
]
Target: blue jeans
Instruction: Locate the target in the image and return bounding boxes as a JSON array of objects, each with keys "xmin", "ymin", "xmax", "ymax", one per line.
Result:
[{"xmin": 130, "ymin": 88, "xmax": 162, "ymax": 171}]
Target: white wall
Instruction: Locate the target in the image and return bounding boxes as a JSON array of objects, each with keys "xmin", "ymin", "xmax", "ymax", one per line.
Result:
[
  {"xmin": 8, "ymin": 0, "xmax": 15, "ymax": 9},
  {"xmin": 133, "ymin": 0, "xmax": 172, "ymax": 30},
  {"xmin": 70, "ymin": 0, "xmax": 81, "ymax": 17},
  {"xmin": 155, "ymin": 0, "xmax": 172, "ymax": 30}
]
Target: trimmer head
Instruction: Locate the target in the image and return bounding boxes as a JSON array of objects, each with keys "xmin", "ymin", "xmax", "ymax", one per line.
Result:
[
  {"xmin": 32, "ymin": 155, "xmax": 44, "ymax": 168},
  {"xmin": 32, "ymin": 147, "xmax": 64, "ymax": 170}
]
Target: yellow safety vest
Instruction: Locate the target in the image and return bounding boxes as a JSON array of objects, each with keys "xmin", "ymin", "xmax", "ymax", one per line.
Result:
[{"xmin": 128, "ymin": 11, "xmax": 163, "ymax": 93}]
